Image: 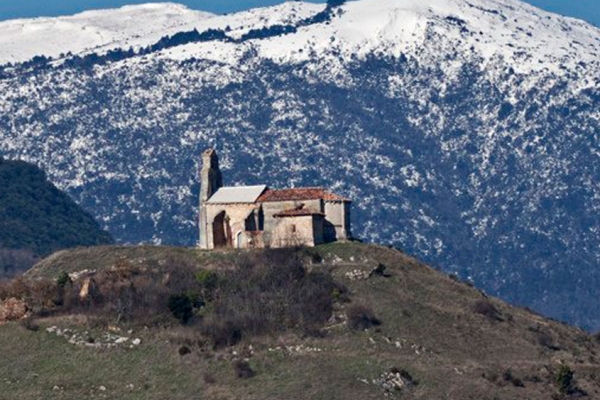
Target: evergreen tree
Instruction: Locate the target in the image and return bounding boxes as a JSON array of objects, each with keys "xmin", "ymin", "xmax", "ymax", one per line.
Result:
[{"xmin": 327, "ymin": 0, "xmax": 346, "ymax": 8}]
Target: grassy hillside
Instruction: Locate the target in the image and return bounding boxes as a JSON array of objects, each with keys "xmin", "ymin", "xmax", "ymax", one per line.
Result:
[
  {"xmin": 1, "ymin": 243, "xmax": 599, "ymax": 399},
  {"xmin": 0, "ymin": 158, "xmax": 113, "ymax": 277}
]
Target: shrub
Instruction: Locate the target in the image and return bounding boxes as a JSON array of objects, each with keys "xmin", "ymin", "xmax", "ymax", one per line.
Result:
[
  {"xmin": 20, "ymin": 316, "xmax": 39, "ymax": 332},
  {"xmin": 556, "ymin": 364, "xmax": 574, "ymax": 394},
  {"xmin": 472, "ymin": 299, "xmax": 503, "ymax": 322},
  {"xmin": 502, "ymin": 369, "xmax": 524, "ymax": 387},
  {"xmin": 369, "ymin": 263, "xmax": 391, "ymax": 278},
  {"xmin": 233, "ymin": 360, "xmax": 255, "ymax": 379},
  {"xmin": 168, "ymin": 294, "xmax": 194, "ymax": 324},
  {"xmin": 199, "ymin": 248, "xmax": 339, "ymax": 346},
  {"xmin": 201, "ymin": 318, "xmax": 243, "ymax": 349},
  {"xmin": 195, "ymin": 270, "xmax": 218, "ymax": 299},
  {"xmin": 536, "ymin": 330, "xmax": 560, "ymax": 351},
  {"xmin": 0, "ymin": 277, "xmax": 30, "ymax": 300},
  {"xmin": 1, "ymin": 248, "xmax": 344, "ymax": 345},
  {"xmin": 178, "ymin": 346, "xmax": 191, "ymax": 356},
  {"xmin": 56, "ymin": 272, "xmax": 72, "ymax": 288},
  {"xmin": 347, "ymin": 305, "xmax": 381, "ymax": 330}
]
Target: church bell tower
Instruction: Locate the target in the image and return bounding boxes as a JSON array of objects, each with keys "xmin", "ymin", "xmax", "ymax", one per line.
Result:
[{"xmin": 199, "ymin": 149, "xmax": 223, "ymax": 249}]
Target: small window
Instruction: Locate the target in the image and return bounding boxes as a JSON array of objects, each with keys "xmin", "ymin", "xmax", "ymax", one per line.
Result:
[{"xmin": 291, "ymin": 224, "xmax": 297, "ymax": 233}]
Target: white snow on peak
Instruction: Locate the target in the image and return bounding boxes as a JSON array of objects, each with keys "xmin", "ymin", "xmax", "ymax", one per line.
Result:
[
  {"xmin": 159, "ymin": 0, "xmax": 600, "ymax": 73},
  {"xmin": 0, "ymin": 3, "xmax": 214, "ymax": 65},
  {"xmin": 1, "ymin": 0, "xmax": 600, "ymax": 74}
]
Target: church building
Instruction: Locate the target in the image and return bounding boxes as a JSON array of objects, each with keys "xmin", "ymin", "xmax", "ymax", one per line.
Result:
[{"xmin": 199, "ymin": 149, "xmax": 351, "ymax": 249}]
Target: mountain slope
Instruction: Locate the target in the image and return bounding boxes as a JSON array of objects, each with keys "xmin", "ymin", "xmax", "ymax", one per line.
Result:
[
  {"xmin": 0, "ymin": 0, "xmax": 599, "ymax": 329},
  {"xmin": 2, "ymin": 243, "xmax": 600, "ymax": 399},
  {"xmin": 0, "ymin": 158, "xmax": 113, "ymax": 276}
]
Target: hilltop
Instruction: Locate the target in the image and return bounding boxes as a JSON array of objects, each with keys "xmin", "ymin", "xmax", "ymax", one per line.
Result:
[
  {"xmin": 1, "ymin": 242, "xmax": 599, "ymax": 399},
  {"xmin": 0, "ymin": 159, "xmax": 113, "ymax": 277},
  {"xmin": 0, "ymin": 0, "xmax": 599, "ymax": 329}
]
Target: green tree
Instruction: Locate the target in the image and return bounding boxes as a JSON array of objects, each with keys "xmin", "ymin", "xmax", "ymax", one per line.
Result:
[{"xmin": 556, "ymin": 364, "xmax": 574, "ymax": 394}]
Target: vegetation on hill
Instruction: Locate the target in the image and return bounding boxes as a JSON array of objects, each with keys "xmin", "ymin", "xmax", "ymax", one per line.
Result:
[
  {"xmin": 0, "ymin": 158, "xmax": 113, "ymax": 277},
  {"xmin": 1, "ymin": 243, "xmax": 599, "ymax": 399}
]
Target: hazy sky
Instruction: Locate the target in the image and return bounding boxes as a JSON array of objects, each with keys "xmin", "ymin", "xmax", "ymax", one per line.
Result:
[{"xmin": 0, "ymin": 0, "xmax": 598, "ymax": 27}]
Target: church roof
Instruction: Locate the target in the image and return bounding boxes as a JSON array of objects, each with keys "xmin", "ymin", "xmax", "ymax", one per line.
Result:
[
  {"xmin": 257, "ymin": 187, "xmax": 349, "ymax": 202},
  {"xmin": 206, "ymin": 185, "xmax": 267, "ymax": 204}
]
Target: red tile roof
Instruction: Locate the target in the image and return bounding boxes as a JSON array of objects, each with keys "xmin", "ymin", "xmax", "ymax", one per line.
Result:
[{"xmin": 257, "ymin": 187, "xmax": 349, "ymax": 202}]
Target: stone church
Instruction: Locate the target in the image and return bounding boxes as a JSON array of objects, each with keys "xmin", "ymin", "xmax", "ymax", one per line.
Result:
[{"xmin": 199, "ymin": 149, "xmax": 351, "ymax": 249}]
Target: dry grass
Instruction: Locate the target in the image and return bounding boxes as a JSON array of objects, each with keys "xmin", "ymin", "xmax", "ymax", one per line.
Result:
[{"xmin": 1, "ymin": 242, "xmax": 600, "ymax": 399}]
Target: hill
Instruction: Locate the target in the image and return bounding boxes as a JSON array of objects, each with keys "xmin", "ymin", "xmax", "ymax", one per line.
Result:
[
  {"xmin": 0, "ymin": 158, "xmax": 113, "ymax": 277},
  {"xmin": 1, "ymin": 242, "xmax": 599, "ymax": 399},
  {"xmin": 0, "ymin": 0, "xmax": 599, "ymax": 329}
]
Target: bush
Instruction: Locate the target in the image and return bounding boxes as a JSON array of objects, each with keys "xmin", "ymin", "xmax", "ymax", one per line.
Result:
[
  {"xmin": 199, "ymin": 248, "xmax": 339, "ymax": 346},
  {"xmin": 537, "ymin": 331, "xmax": 560, "ymax": 351},
  {"xmin": 472, "ymin": 299, "xmax": 503, "ymax": 321},
  {"xmin": 1, "ymin": 248, "xmax": 344, "ymax": 346},
  {"xmin": 195, "ymin": 270, "xmax": 218, "ymax": 299},
  {"xmin": 233, "ymin": 360, "xmax": 255, "ymax": 379},
  {"xmin": 556, "ymin": 364, "xmax": 574, "ymax": 394},
  {"xmin": 502, "ymin": 369, "xmax": 524, "ymax": 387},
  {"xmin": 178, "ymin": 346, "xmax": 191, "ymax": 356},
  {"xmin": 56, "ymin": 271, "xmax": 72, "ymax": 288},
  {"xmin": 20, "ymin": 316, "xmax": 39, "ymax": 332},
  {"xmin": 369, "ymin": 263, "xmax": 391, "ymax": 278},
  {"xmin": 168, "ymin": 294, "xmax": 194, "ymax": 324},
  {"xmin": 202, "ymin": 319, "xmax": 243, "ymax": 348},
  {"xmin": 347, "ymin": 305, "xmax": 381, "ymax": 330}
]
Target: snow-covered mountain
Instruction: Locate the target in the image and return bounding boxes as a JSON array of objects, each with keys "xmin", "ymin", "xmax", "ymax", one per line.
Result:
[
  {"xmin": 1, "ymin": 0, "xmax": 600, "ymax": 329},
  {"xmin": 0, "ymin": 3, "xmax": 214, "ymax": 65}
]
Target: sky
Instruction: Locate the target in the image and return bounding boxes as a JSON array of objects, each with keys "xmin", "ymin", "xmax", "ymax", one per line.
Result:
[{"xmin": 0, "ymin": 0, "xmax": 598, "ymax": 27}]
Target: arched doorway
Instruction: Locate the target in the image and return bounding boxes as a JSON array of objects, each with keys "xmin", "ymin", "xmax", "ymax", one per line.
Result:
[
  {"xmin": 212, "ymin": 211, "xmax": 232, "ymax": 248},
  {"xmin": 236, "ymin": 231, "xmax": 243, "ymax": 249}
]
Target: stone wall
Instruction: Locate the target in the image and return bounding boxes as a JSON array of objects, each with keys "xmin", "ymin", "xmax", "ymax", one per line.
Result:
[
  {"xmin": 202, "ymin": 198, "xmax": 350, "ymax": 250},
  {"xmin": 261, "ymin": 199, "xmax": 322, "ymax": 246},
  {"xmin": 204, "ymin": 203, "xmax": 257, "ymax": 249},
  {"xmin": 199, "ymin": 149, "xmax": 223, "ymax": 249},
  {"xmin": 324, "ymin": 201, "xmax": 351, "ymax": 241},
  {"xmin": 271, "ymin": 215, "xmax": 322, "ymax": 248}
]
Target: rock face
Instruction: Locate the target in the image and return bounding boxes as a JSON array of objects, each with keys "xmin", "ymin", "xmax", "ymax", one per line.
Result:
[
  {"xmin": 0, "ymin": 298, "xmax": 27, "ymax": 322},
  {"xmin": 0, "ymin": 0, "xmax": 599, "ymax": 328}
]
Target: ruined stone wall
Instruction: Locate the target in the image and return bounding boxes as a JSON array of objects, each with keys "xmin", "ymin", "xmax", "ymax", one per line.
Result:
[
  {"xmin": 324, "ymin": 201, "xmax": 351, "ymax": 241},
  {"xmin": 313, "ymin": 216, "xmax": 324, "ymax": 245},
  {"xmin": 204, "ymin": 203, "xmax": 257, "ymax": 249},
  {"xmin": 271, "ymin": 215, "xmax": 320, "ymax": 248},
  {"xmin": 261, "ymin": 199, "xmax": 322, "ymax": 245}
]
